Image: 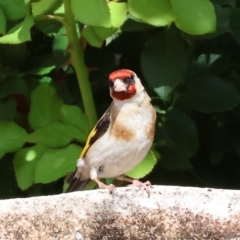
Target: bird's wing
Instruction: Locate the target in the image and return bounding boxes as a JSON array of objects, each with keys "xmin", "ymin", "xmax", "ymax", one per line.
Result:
[
  {"xmin": 65, "ymin": 104, "xmax": 112, "ymax": 192},
  {"xmin": 80, "ymin": 104, "xmax": 111, "ymax": 158}
]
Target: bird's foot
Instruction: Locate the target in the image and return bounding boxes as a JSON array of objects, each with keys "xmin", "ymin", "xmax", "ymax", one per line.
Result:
[
  {"xmin": 97, "ymin": 181, "xmax": 116, "ymax": 194},
  {"xmin": 128, "ymin": 180, "xmax": 152, "ymax": 197}
]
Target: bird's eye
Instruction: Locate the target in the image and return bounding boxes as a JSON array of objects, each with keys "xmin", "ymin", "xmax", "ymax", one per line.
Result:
[
  {"xmin": 109, "ymin": 80, "xmax": 114, "ymax": 88},
  {"xmin": 124, "ymin": 75, "xmax": 135, "ymax": 85}
]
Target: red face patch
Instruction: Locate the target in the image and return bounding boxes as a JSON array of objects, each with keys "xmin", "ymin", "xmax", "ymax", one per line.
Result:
[
  {"xmin": 111, "ymin": 85, "xmax": 136, "ymax": 100},
  {"xmin": 109, "ymin": 69, "xmax": 134, "ymax": 82},
  {"xmin": 109, "ymin": 69, "xmax": 137, "ymax": 101}
]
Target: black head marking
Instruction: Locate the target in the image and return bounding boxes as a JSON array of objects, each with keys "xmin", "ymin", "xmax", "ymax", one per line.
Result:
[
  {"xmin": 109, "ymin": 80, "xmax": 114, "ymax": 88},
  {"xmin": 124, "ymin": 75, "xmax": 135, "ymax": 86}
]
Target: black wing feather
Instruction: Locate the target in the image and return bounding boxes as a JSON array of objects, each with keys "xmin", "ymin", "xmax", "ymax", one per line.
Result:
[{"xmin": 65, "ymin": 107, "xmax": 111, "ymax": 192}]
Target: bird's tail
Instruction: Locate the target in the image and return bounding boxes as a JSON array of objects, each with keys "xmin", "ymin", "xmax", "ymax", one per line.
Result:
[{"xmin": 65, "ymin": 172, "xmax": 90, "ymax": 192}]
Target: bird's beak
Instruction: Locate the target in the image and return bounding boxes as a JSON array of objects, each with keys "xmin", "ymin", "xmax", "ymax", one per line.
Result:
[{"xmin": 113, "ymin": 79, "xmax": 127, "ymax": 92}]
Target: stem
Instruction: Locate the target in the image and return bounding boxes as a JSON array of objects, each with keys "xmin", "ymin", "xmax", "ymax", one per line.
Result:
[{"xmin": 63, "ymin": 0, "xmax": 97, "ymax": 129}]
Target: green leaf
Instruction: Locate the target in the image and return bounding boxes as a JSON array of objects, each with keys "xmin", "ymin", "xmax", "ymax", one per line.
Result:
[
  {"xmin": 196, "ymin": 4, "xmax": 231, "ymax": 39},
  {"xmin": 53, "ymin": 27, "xmax": 68, "ymax": 53},
  {"xmin": 0, "ymin": 16, "xmax": 34, "ymax": 44},
  {"xmin": 52, "ymin": 27, "xmax": 70, "ymax": 65},
  {"xmin": 106, "ymin": 178, "xmax": 114, "ymax": 185},
  {"xmin": 229, "ymin": 9, "xmax": 240, "ymax": 45},
  {"xmin": 13, "ymin": 145, "xmax": 47, "ymax": 190},
  {"xmin": 29, "ymin": 83, "xmax": 63, "ymax": 130},
  {"xmin": 0, "ymin": 67, "xmax": 19, "ymax": 82},
  {"xmin": 31, "ymin": 0, "xmax": 60, "ymax": 17},
  {"xmin": 82, "ymin": 26, "xmax": 117, "ymax": 47},
  {"xmin": 0, "ymin": 7, "xmax": 6, "ymax": 34},
  {"xmin": 26, "ymin": 122, "xmax": 87, "ymax": 148},
  {"xmin": 82, "ymin": 26, "xmax": 103, "ymax": 48},
  {"xmin": 35, "ymin": 19, "xmax": 62, "ymax": 35},
  {"xmin": 213, "ymin": 4, "xmax": 231, "ymax": 35},
  {"xmin": 171, "ymin": 0, "xmax": 216, "ymax": 35},
  {"xmin": 35, "ymin": 144, "xmax": 82, "ymax": 184},
  {"xmin": 39, "ymin": 76, "xmax": 52, "ymax": 83},
  {"xmin": 105, "ymin": 29, "xmax": 121, "ymax": 46},
  {"xmin": 227, "ymin": 0, "xmax": 236, "ymax": 7},
  {"xmin": 208, "ymin": 54, "xmax": 230, "ymax": 75},
  {"xmin": 54, "ymin": 3, "xmax": 64, "ymax": 16},
  {"xmin": 60, "ymin": 104, "xmax": 89, "ymax": 133},
  {"xmin": 128, "ymin": 0, "xmax": 174, "ymax": 27},
  {"xmin": 53, "ymin": 27, "xmax": 70, "ymax": 66},
  {"xmin": 121, "ymin": 14, "xmax": 156, "ymax": 32},
  {"xmin": 71, "ymin": 0, "xmax": 111, "ymax": 27},
  {"xmin": 0, "ymin": 0, "xmax": 29, "ymax": 20},
  {"xmin": 26, "ymin": 55, "xmax": 60, "ymax": 76},
  {"xmin": 0, "ymin": 121, "xmax": 27, "ymax": 158},
  {"xmin": 28, "ymin": 66, "xmax": 55, "ymax": 76},
  {"xmin": 126, "ymin": 151, "xmax": 157, "ymax": 179},
  {"xmin": 177, "ymin": 74, "xmax": 240, "ymax": 113},
  {"xmin": 0, "ymin": 98, "xmax": 16, "ymax": 120},
  {"xmin": 0, "ymin": 154, "xmax": 19, "ymax": 199},
  {"xmin": 108, "ymin": 2, "xmax": 127, "ymax": 28},
  {"xmin": 158, "ymin": 109, "xmax": 199, "ymax": 170},
  {"xmin": 0, "ymin": 76, "xmax": 27, "ymax": 99},
  {"xmin": 141, "ymin": 27, "xmax": 189, "ymax": 100},
  {"xmin": 94, "ymin": 26, "xmax": 117, "ymax": 41}
]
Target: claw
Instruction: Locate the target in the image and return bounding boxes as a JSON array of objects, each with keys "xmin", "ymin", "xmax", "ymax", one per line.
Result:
[
  {"xmin": 128, "ymin": 180, "xmax": 152, "ymax": 197},
  {"xmin": 97, "ymin": 181, "xmax": 116, "ymax": 194}
]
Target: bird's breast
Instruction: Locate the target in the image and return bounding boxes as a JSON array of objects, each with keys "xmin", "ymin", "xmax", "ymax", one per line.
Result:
[
  {"xmin": 111, "ymin": 100, "xmax": 156, "ymax": 142},
  {"xmin": 112, "ymin": 121, "xmax": 135, "ymax": 141}
]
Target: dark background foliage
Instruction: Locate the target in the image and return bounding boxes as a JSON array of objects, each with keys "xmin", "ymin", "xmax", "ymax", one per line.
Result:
[{"xmin": 1, "ymin": 0, "xmax": 240, "ymax": 199}]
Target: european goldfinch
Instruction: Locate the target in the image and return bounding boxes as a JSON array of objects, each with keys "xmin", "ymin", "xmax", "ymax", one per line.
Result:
[{"xmin": 66, "ymin": 69, "xmax": 156, "ymax": 193}]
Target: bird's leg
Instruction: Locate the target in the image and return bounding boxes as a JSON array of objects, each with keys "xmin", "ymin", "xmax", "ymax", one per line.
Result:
[
  {"xmin": 93, "ymin": 178, "xmax": 115, "ymax": 193},
  {"xmin": 90, "ymin": 168, "xmax": 115, "ymax": 193},
  {"xmin": 116, "ymin": 175, "xmax": 152, "ymax": 197}
]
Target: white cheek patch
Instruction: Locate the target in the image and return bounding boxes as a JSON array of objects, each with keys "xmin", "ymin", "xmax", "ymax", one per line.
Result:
[{"xmin": 114, "ymin": 79, "xmax": 126, "ymax": 92}]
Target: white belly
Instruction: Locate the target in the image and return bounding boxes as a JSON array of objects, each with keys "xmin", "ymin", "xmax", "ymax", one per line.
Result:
[{"xmin": 88, "ymin": 134, "xmax": 153, "ymax": 178}]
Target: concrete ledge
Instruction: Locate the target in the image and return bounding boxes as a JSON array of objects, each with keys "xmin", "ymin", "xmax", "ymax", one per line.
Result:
[{"xmin": 0, "ymin": 185, "xmax": 240, "ymax": 239}]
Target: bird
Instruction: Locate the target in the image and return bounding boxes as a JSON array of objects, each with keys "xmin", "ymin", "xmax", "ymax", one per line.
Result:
[{"xmin": 65, "ymin": 69, "xmax": 156, "ymax": 194}]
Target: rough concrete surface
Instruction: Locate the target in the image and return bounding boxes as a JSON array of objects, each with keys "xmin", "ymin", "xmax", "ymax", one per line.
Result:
[{"xmin": 0, "ymin": 186, "xmax": 240, "ymax": 240}]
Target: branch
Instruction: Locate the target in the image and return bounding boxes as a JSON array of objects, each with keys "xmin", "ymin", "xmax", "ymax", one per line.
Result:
[
  {"xmin": 0, "ymin": 186, "xmax": 240, "ymax": 239},
  {"xmin": 63, "ymin": 0, "xmax": 97, "ymax": 129}
]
